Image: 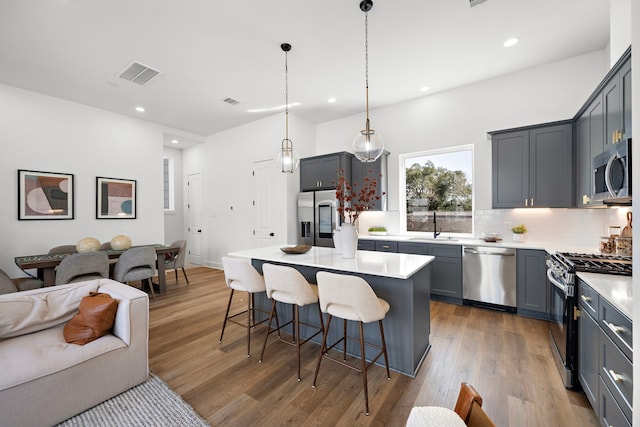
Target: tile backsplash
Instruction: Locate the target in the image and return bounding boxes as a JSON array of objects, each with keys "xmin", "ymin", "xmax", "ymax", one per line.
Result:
[{"xmin": 358, "ymin": 208, "xmax": 632, "ymax": 249}]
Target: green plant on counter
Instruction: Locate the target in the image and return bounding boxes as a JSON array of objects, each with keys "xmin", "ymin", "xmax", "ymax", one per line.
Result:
[
  {"xmin": 368, "ymin": 226, "xmax": 387, "ymax": 232},
  {"xmin": 511, "ymin": 224, "xmax": 528, "ymax": 234}
]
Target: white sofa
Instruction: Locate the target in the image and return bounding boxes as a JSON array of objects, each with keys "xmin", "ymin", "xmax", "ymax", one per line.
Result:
[{"xmin": 0, "ymin": 279, "xmax": 149, "ymax": 427}]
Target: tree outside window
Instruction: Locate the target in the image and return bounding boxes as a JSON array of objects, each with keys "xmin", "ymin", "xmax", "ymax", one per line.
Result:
[{"xmin": 401, "ymin": 146, "xmax": 473, "ymax": 235}]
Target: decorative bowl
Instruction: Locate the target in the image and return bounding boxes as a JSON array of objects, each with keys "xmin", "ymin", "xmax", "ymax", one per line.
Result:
[
  {"xmin": 280, "ymin": 245, "xmax": 312, "ymax": 254},
  {"xmin": 76, "ymin": 237, "xmax": 100, "ymax": 253},
  {"xmin": 369, "ymin": 231, "xmax": 387, "ymax": 236},
  {"xmin": 110, "ymin": 235, "xmax": 132, "ymax": 250}
]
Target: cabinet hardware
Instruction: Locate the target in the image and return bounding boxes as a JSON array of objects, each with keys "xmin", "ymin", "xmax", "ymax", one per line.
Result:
[
  {"xmin": 382, "ymin": 245, "xmax": 390, "ymax": 249},
  {"xmin": 524, "ymin": 198, "xmax": 528, "ymax": 207},
  {"xmin": 605, "ymin": 321, "xmax": 625, "ymax": 334},
  {"xmin": 608, "ymin": 369, "xmax": 624, "ymax": 383},
  {"xmin": 530, "ymin": 198, "xmax": 534, "ymax": 207},
  {"xmin": 580, "ymin": 295, "xmax": 592, "ymax": 303},
  {"xmin": 574, "ymin": 306, "xmax": 580, "ymax": 320}
]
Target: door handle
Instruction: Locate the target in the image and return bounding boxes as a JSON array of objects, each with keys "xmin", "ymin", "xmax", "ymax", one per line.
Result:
[
  {"xmin": 269, "ymin": 232, "xmax": 275, "ymax": 237},
  {"xmin": 197, "ymin": 229, "xmax": 202, "ymax": 233}
]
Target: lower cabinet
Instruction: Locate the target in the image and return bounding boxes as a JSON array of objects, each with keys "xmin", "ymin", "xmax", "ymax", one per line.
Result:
[
  {"xmin": 578, "ymin": 279, "xmax": 633, "ymax": 426},
  {"xmin": 515, "ymin": 249, "xmax": 548, "ymax": 319}
]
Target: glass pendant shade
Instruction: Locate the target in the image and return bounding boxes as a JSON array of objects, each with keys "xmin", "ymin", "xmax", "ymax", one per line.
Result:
[
  {"xmin": 353, "ymin": 123, "xmax": 383, "ymax": 162},
  {"xmin": 276, "ymin": 138, "xmax": 299, "ymax": 173}
]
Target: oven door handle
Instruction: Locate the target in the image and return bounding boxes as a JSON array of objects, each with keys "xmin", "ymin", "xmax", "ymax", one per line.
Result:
[
  {"xmin": 604, "ymin": 152, "xmax": 622, "ymax": 197},
  {"xmin": 547, "ymin": 268, "xmax": 570, "ymax": 296}
]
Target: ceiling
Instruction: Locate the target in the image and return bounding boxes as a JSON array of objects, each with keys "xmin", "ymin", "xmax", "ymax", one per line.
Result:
[{"xmin": 0, "ymin": 0, "xmax": 610, "ymax": 148}]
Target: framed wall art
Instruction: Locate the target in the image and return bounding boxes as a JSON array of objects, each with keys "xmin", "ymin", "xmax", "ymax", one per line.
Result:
[
  {"xmin": 18, "ymin": 169, "xmax": 74, "ymax": 220},
  {"xmin": 96, "ymin": 177, "xmax": 137, "ymax": 219}
]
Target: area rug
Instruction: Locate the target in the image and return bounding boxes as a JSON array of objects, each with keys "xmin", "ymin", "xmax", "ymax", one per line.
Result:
[{"xmin": 56, "ymin": 372, "xmax": 209, "ymax": 426}]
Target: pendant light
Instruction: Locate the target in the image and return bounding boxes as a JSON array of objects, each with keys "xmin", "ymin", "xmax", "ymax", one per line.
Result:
[
  {"xmin": 276, "ymin": 43, "xmax": 300, "ymax": 173},
  {"xmin": 353, "ymin": 0, "xmax": 384, "ymax": 163}
]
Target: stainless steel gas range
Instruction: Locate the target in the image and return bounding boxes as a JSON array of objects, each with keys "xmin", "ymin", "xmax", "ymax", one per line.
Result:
[{"xmin": 546, "ymin": 252, "xmax": 632, "ymax": 389}]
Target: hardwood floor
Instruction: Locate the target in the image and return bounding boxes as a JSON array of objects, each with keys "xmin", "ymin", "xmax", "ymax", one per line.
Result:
[{"xmin": 149, "ymin": 267, "xmax": 599, "ymax": 426}]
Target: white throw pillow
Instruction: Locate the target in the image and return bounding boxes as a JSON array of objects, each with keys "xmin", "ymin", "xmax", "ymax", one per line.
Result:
[{"xmin": 0, "ymin": 281, "xmax": 99, "ymax": 339}]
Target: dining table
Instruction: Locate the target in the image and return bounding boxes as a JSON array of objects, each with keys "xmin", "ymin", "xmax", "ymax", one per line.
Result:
[{"xmin": 14, "ymin": 244, "xmax": 180, "ymax": 295}]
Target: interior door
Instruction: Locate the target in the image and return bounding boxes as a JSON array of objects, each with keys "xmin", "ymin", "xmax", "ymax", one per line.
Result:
[
  {"xmin": 187, "ymin": 172, "xmax": 202, "ymax": 265},
  {"xmin": 253, "ymin": 160, "xmax": 281, "ymax": 247}
]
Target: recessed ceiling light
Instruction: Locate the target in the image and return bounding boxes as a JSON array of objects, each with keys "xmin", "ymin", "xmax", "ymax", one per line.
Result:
[
  {"xmin": 135, "ymin": 106, "xmax": 145, "ymax": 112},
  {"xmin": 503, "ymin": 38, "xmax": 519, "ymax": 48},
  {"xmin": 171, "ymin": 139, "xmax": 179, "ymax": 144},
  {"xmin": 420, "ymin": 86, "xmax": 430, "ymax": 92},
  {"xmin": 328, "ymin": 97, "xmax": 337, "ymax": 103}
]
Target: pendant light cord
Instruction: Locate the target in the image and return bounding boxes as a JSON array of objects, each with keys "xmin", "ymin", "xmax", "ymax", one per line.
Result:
[
  {"xmin": 364, "ymin": 12, "xmax": 369, "ymax": 121},
  {"xmin": 285, "ymin": 49, "xmax": 289, "ymax": 141}
]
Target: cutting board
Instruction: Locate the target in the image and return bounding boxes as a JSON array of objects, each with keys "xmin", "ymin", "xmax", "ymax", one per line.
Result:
[{"xmin": 621, "ymin": 212, "xmax": 632, "ymax": 237}]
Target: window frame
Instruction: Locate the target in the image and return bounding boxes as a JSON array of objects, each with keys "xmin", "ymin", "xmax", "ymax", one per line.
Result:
[
  {"xmin": 399, "ymin": 144, "xmax": 474, "ymax": 237},
  {"xmin": 163, "ymin": 156, "xmax": 175, "ymax": 213}
]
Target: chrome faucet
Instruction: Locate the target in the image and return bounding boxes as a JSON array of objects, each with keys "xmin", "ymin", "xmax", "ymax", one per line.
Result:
[{"xmin": 433, "ymin": 212, "xmax": 441, "ymax": 238}]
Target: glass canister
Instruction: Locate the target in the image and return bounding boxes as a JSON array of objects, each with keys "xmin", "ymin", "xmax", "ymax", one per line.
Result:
[
  {"xmin": 599, "ymin": 236, "xmax": 616, "ymax": 254},
  {"xmin": 615, "ymin": 237, "xmax": 632, "ymax": 256},
  {"xmin": 608, "ymin": 225, "xmax": 621, "ymax": 237}
]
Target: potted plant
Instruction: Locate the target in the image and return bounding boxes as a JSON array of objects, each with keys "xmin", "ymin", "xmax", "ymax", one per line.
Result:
[
  {"xmin": 368, "ymin": 226, "xmax": 387, "ymax": 236},
  {"xmin": 511, "ymin": 224, "xmax": 528, "ymax": 242}
]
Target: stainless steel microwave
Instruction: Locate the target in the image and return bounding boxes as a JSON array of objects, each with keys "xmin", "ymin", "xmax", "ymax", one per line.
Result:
[{"xmin": 593, "ymin": 139, "xmax": 631, "ymax": 202}]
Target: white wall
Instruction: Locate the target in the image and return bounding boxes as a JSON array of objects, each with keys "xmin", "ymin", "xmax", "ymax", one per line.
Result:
[
  {"xmin": 163, "ymin": 145, "xmax": 184, "ymax": 245},
  {"xmin": 182, "ymin": 113, "xmax": 315, "ymax": 268},
  {"xmin": 0, "ymin": 84, "xmax": 167, "ymax": 277},
  {"xmin": 610, "ymin": 0, "xmax": 632, "ymax": 66}
]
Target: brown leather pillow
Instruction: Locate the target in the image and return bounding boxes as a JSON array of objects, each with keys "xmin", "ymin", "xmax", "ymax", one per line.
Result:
[{"xmin": 63, "ymin": 292, "xmax": 118, "ymax": 345}]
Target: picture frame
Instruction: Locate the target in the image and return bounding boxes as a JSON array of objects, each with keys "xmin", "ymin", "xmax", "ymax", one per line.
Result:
[
  {"xmin": 96, "ymin": 177, "xmax": 137, "ymax": 219},
  {"xmin": 18, "ymin": 169, "xmax": 74, "ymax": 220}
]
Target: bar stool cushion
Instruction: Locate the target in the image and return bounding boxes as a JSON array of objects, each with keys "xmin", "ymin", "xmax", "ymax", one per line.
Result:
[
  {"xmin": 262, "ymin": 263, "xmax": 318, "ymax": 306},
  {"xmin": 222, "ymin": 257, "xmax": 266, "ymax": 293},
  {"xmin": 316, "ymin": 271, "xmax": 389, "ymax": 323}
]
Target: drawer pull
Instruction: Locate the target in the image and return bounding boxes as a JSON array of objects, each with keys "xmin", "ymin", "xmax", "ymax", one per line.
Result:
[
  {"xmin": 580, "ymin": 295, "xmax": 592, "ymax": 303},
  {"xmin": 606, "ymin": 321, "xmax": 625, "ymax": 335},
  {"xmin": 609, "ymin": 369, "xmax": 624, "ymax": 383},
  {"xmin": 382, "ymin": 245, "xmax": 390, "ymax": 249}
]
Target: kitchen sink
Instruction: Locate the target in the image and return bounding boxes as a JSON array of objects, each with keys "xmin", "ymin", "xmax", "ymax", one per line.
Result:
[{"xmin": 409, "ymin": 236, "xmax": 459, "ymax": 242}]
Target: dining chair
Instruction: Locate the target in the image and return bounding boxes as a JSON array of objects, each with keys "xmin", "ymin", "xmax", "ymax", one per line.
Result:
[
  {"xmin": 113, "ymin": 246, "xmax": 157, "ymax": 298},
  {"xmin": 0, "ymin": 268, "xmax": 43, "ymax": 294},
  {"xmin": 100, "ymin": 242, "xmax": 112, "ymax": 250},
  {"xmin": 54, "ymin": 252, "xmax": 110, "ymax": 285},
  {"xmin": 161, "ymin": 240, "xmax": 189, "ymax": 285},
  {"xmin": 312, "ymin": 271, "xmax": 390, "ymax": 415}
]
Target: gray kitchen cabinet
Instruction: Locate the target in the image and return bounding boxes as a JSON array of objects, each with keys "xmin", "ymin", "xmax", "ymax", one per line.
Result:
[
  {"xmin": 491, "ymin": 123, "xmax": 573, "ymax": 208},
  {"xmin": 300, "ymin": 152, "xmax": 353, "ymax": 191},
  {"xmin": 427, "ymin": 244, "xmax": 462, "ymax": 303},
  {"xmin": 578, "ymin": 280, "xmax": 600, "ymax": 411},
  {"xmin": 576, "ymin": 277, "xmax": 633, "ymax": 426},
  {"xmin": 350, "ymin": 152, "xmax": 388, "ymax": 211},
  {"xmin": 575, "ymin": 97, "xmax": 604, "ymax": 207},
  {"xmin": 603, "ymin": 56, "xmax": 632, "ymax": 146},
  {"xmin": 515, "ymin": 249, "xmax": 548, "ymax": 319},
  {"xmin": 375, "ymin": 240, "xmax": 398, "ymax": 252},
  {"xmin": 357, "ymin": 239, "xmax": 376, "ymax": 251}
]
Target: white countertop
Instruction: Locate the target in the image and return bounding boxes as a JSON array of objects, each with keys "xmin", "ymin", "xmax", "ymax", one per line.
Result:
[
  {"xmin": 577, "ymin": 272, "xmax": 633, "ymax": 320},
  {"xmin": 228, "ymin": 245, "xmax": 434, "ymax": 279}
]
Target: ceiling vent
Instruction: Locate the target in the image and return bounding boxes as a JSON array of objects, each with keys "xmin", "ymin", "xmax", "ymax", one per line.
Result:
[
  {"xmin": 469, "ymin": 0, "xmax": 487, "ymax": 7},
  {"xmin": 223, "ymin": 97, "xmax": 240, "ymax": 106},
  {"xmin": 118, "ymin": 62, "xmax": 160, "ymax": 85}
]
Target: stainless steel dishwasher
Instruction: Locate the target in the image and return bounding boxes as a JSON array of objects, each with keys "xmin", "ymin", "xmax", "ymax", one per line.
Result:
[{"xmin": 462, "ymin": 246, "xmax": 516, "ymax": 310}]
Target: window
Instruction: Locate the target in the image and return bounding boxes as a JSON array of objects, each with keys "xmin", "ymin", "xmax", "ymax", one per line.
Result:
[
  {"xmin": 400, "ymin": 145, "xmax": 473, "ymax": 236},
  {"xmin": 163, "ymin": 156, "xmax": 175, "ymax": 211}
]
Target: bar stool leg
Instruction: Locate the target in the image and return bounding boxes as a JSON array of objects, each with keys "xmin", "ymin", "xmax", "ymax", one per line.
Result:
[
  {"xmin": 313, "ymin": 314, "xmax": 332, "ymax": 388},
  {"xmin": 343, "ymin": 318, "xmax": 348, "ymax": 361},
  {"xmin": 219, "ymin": 289, "xmax": 234, "ymax": 343},
  {"xmin": 259, "ymin": 299, "xmax": 278, "ymax": 363},
  {"xmin": 246, "ymin": 293, "xmax": 252, "ymax": 357},
  {"xmin": 295, "ymin": 305, "xmax": 301, "ymax": 381},
  {"xmin": 379, "ymin": 320, "xmax": 391, "ymax": 379},
  {"xmin": 358, "ymin": 321, "xmax": 369, "ymax": 416}
]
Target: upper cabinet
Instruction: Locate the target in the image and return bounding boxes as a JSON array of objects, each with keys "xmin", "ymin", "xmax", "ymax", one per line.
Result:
[
  {"xmin": 574, "ymin": 49, "xmax": 631, "ymax": 207},
  {"xmin": 350, "ymin": 152, "xmax": 388, "ymax": 211},
  {"xmin": 491, "ymin": 123, "xmax": 573, "ymax": 208},
  {"xmin": 300, "ymin": 152, "xmax": 353, "ymax": 191}
]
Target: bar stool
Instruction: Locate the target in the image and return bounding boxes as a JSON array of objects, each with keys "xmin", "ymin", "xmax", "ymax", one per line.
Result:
[
  {"xmin": 312, "ymin": 271, "xmax": 390, "ymax": 415},
  {"xmin": 259, "ymin": 263, "xmax": 325, "ymax": 381},
  {"xmin": 220, "ymin": 257, "xmax": 276, "ymax": 357}
]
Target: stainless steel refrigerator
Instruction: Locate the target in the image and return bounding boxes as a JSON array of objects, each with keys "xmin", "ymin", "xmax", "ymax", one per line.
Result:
[{"xmin": 297, "ymin": 190, "xmax": 339, "ymax": 247}]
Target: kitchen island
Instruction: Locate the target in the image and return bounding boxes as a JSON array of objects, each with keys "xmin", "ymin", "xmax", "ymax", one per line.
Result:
[{"xmin": 228, "ymin": 245, "xmax": 434, "ymax": 377}]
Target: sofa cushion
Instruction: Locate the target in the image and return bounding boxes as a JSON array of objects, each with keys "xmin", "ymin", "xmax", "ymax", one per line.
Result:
[
  {"xmin": 0, "ymin": 281, "xmax": 99, "ymax": 339},
  {"xmin": 0, "ymin": 325, "xmax": 126, "ymax": 390},
  {"xmin": 64, "ymin": 292, "xmax": 118, "ymax": 345}
]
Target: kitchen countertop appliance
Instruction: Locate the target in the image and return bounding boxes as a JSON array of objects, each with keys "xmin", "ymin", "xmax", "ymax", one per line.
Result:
[
  {"xmin": 462, "ymin": 246, "xmax": 516, "ymax": 311},
  {"xmin": 547, "ymin": 252, "xmax": 632, "ymax": 389}
]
